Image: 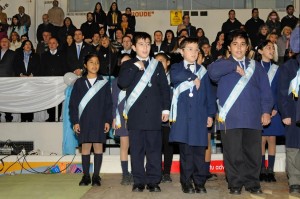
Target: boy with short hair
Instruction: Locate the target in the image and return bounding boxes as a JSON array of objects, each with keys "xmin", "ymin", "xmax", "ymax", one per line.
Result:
[
  {"xmin": 118, "ymin": 32, "xmax": 170, "ymax": 192},
  {"xmin": 169, "ymin": 38, "xmax": 216, "ymax": 194},
  {"xmin": 208, "ymin": 30, "xmax": 273, "ymax": 195}
]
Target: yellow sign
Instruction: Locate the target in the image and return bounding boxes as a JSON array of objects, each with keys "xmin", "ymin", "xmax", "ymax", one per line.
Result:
[{"xmin": 170, "ymin": 10, "xmax": 182, "ymax": 26}]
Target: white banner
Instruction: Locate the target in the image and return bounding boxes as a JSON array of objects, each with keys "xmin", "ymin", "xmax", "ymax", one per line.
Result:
[{"xmin": 0, "ymin": 77, "xmax": 66, "ymax": 113}]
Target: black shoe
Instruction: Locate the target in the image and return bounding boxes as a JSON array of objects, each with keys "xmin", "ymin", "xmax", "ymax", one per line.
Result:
[
  {"xmin": 289, "ymin": 184, "xmax": 300, "ymax": 193},
  {"xmin": 79, "ymin": 175, "xmax": 91, "ymax": 186},
  {"xmin": 194, "ymin": 184, "xmax": 207, "ymax": 193},
  {"xmin": 245, "ymin": 187, "xmax": 263, "ymax": 194},
  {"xmin": 266, "ymin": 168, "xmax": 276, "ymax": 182},
  {"xmin": 229, "ymin": 187, "xmax": 242, "ymax": 195},
  {"xmin": 132, "ymin": 184, "xmax": 145, "ymax": 192},
  {"xmin": 181, "ymin": 183, "xmax": 195, "ymax": 194},
  {"xmin": 259, "ymin": 167, "xmax": 268, "ymax": 182},
  {"xmin": 161, "ymin": 174, "xmax": 172, "ymax": 183},
  {"xmin": 121, "ymin": 173, "xmax": 132, "ymax": 185},
  {"xmin": 146, "ymin": 184, "xmax": 161, "ymax": 192},
  {"xmin": 207, "ymin": 172, "xmax": 218, "ymax": 181},
  {"xmin": 92, "ymin": 175, "xmax": 101, "ymax": 186}
]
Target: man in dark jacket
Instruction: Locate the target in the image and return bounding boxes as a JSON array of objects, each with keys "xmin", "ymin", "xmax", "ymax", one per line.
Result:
[
  {"xmin": 80, "ymin": 12, "xmax": 100, "ymax": 44},
  {"xmin": 281, "ymin": 5, "xmax": 298, "ymax": 30},
  {"xmin": 221, "ymin": 10, "xmax": 242, "ymax": 34},
  {"xmin": 245, "ymin": 8, "xmax": 264, "ymax": 47}
]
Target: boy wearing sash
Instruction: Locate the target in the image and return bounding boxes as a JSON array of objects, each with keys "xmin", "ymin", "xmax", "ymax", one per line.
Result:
[
  {"xmin": 208, "ymin": 30, "xmax": 273, "ymax": 195},
  {"xmin": 118, "ymin": 32, "xmax": 171, "ymax": 192},
  {"xmin": 69, "ymin": 54, "xmax": 112, "ymax": 186},
  {"xmin": 169, "ymin": 38, "xmax": 216, "ymax": 194},
  {"xmin": 278, "ymin": 24, "xmax": 300, "ymax": 194}
]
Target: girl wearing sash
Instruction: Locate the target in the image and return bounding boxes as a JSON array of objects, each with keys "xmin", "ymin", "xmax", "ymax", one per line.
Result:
[
  {"xmin": 255, "ymin": 40, "xmax": 284, "ymax": 182},
  {"xmin": 69, "ymin": 54, "xmax": 112, "ymax": 186},
  {"xmin": 112, "ymin": 54, "xmax": 132, "ymax": 185},
  {"xmin": 155, "ymin": 52, "xmax": 174, "ymax": 183},
  {"xmin": 208, "ymin": 30, "xmax": 273, "ymax": 195},
  {"xmin": 169, "ymin": 38, "xmax": 216, "ymax": 194}
]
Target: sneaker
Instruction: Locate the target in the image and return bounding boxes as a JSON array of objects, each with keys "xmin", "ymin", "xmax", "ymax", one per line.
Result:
[
  {"xmin": 79, "ymin": 175, "xmax": 91, "ymax": 186},
  {"xmin": 161, "ymin": 174, "xmax": 172, "ymax": 183},
  {"xmin": 121, "ymin": 173, "xmax": 132, "ymax": 185},
  {"xmin": 267, "ymin": 168, "xmax": 276, "ymax": 182},
  {"xmin": 207, "ymin": 172, "xmax": 218, "ymax": 181},
  {"xmin": 92, "ymin": 175, "xmax": 101, "ymax": 186}
]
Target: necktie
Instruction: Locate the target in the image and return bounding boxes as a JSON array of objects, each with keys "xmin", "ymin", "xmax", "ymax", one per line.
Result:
[
  {"xmin": 77, "ymin": 45, "xmax": 81, "ymax": 59},
  {"xmin": 187, "ymin": 64, "xmax": 194, "ymax": 72},
  {"xmin": 239, "ymin": 61, "xmax": 245, "ymax": 70},
  {"xmin": 142, "ymin": 60, "xmax": 148, "ymax": 68}
]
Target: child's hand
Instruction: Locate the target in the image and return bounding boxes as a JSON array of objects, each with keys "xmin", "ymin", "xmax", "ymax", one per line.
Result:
[
  {"xmin": 207, "ymin": 117, "xmax": 213, "ymax": 127},
  {"xmin": 104, "ymin": 123, "xmax": 110, "ymax": 133},
  {"xmin": 134, "ymin": 61, "xmax": 145, "ymax": 70},
  {"xmin": 73, "ymin": 124, "xmax": 80, "ymax": 134},
  {"xmin": 73, "ymin": 69, "xmax": 82, "ymax": 76},
  {"xmin": 162, "ymin": 113, "xmax": 169, "ymax": 122},
  {"xmin": 261, "ymin": 113, "xmax": 271, "ymax": 126},
  {"xmin": 236, "ymin": 66, "xmax": 245, "ymax": 76},
  {"xmin": 194, "ymin": 78, "xmax": 201, "ymax": 90},
  {"xmin": 282, "ymin": 118, "xmax": 291, "ymax": 125},
  {"xmin": 112, "ymin": 119, "xmax": 117, "ymax": 129}
]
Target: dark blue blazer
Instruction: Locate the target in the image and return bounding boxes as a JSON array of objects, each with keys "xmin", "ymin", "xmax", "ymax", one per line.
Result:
[
  {"xmin": 117, "ymin": 57, "xmax": 171, "ymax": 131},
  {"xmin": 278, "ymin": 55, "xmax": 300, "ymax": 148},
  {"xmin": 208, "ymin": 56, "xmax": 273, "ymax": 130},
  {"xmin": 169, "ymin": 62, "xmax": 216, "ymax": 146},
  {"xmin": 66, "ymin": 42, "xmax": 92, "ymax": 72}
]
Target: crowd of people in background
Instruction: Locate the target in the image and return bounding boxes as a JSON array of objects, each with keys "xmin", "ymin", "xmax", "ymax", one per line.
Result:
[{"xmin": 0, "ymin": 0, "xmax": 300, "ymax": 196}]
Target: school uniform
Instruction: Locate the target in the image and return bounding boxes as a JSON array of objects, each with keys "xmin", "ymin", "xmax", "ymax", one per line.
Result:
[
  {"xmin": 118, "ymin": 56, "xmax": 171, "ymax": 188},
  {"xmin": 169, "ymin": 61, "xmax": 216, "ymax": 187},
  {"xmin": 261, "ymin": 61, "xmax": 284, "ymax": 136},
  {"xmin": 278, "ymin": 54, "xmax": 300, "ymax": 187},
  {"xmin": 111, "ymin": 78, "xmax": 127, "ymax": 137},
  {"xmin": 69, "ymin": 75, "xmax": 112, "ymax": 144},
  {"xmin": 208, "ymin": 56, "xmax": 273, "ymax": 192}
]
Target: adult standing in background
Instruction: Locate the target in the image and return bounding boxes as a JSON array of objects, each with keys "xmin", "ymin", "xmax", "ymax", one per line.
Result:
[
  {"xmin": 7, "ymin": 15, "xmax": 26, "ymax": 41},
  {"xmin": 93, "ymin": 2, "xmax": 106, "ymax": 31},
  {"xmin": 281, "ymin": 5, "xmax": 298, "ymax": 31},
  {"xmin": 16, "ymin": 6, "xmax": 31, "ymax": 37},
  {"xmin": 221, "ymin": 10, "xmax": 242, "ymax": 34},
  {"xmin": 36, "ymin": 14, "xmax": 55, "ymax": 43},
  {"xmin": 80, "ymin": 12, "xmax": 99, "ymax": 44},
  {"xmin": 125, "ymin": 7, "xmax": 136, "ymax": 33},
  {"xmin": 266, "ymin": 11, "xmax": 281, "ymax": 36},
  {"xmin": 0, "ymin": 6, "xmax": 7, "ymax": 31},
  {"xmin": 180, "ymin": 14, "xmax": 196, "ymax": 38},
  {"xmin": 107, "ymin": 2, "xmax": 122, "ymax": 40},
  {"xmin": 48, "ymin": 0, "xmax": 65, "ymax": 35},
  {"xmin": 57, "ymin": 17, "xmax": 76, "ymax": 45},
  {"xmin": 245, "ymin": 8, "xmax": 265, "ymax": 48}
]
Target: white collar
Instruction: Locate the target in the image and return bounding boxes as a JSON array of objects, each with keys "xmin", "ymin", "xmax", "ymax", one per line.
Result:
[{"xmin": 136, "ymin": 55, "xmax": 149, "ymax": 61}]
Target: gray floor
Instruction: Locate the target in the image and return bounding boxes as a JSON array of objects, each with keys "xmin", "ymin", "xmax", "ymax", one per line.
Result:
[{"xmin": 81, "ymin": 173, "xmax": 300, "ymax": 199}]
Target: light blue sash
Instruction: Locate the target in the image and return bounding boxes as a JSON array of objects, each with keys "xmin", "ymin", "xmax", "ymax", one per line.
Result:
[
  {"xmin": 78, "ymin": 79, "xmax": 108, "ymax": 119},
  {"xmin": 115, "ymin": 90, "xmax": 126, "ymax": 128},
  {"xmin": 169, "ymin": 66, "xmax": 207, "ymax": 122},
  {"xmin": 217, "ymin": 60, "xmax": 255, "ymax": 123},
  {"xmin": 288, "ymin": 68, "xmax": 300, "ymax": 98},
  {"xmin": 123, "ymin": 58, "xmax": 158, "ymax": 119},
  {"xmin": 266, "ymin": 64, "xmax": 278, "ymax": 85}
]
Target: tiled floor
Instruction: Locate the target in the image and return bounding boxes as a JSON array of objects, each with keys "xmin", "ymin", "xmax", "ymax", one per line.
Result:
[{"xmin": 81, "ymin": 173, "xmax": 300, "ymax": 199}]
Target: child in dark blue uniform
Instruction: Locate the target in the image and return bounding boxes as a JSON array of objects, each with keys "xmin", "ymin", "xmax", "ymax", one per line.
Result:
[
  {"xmin": 255, "ymin": 40, "xmax": 284, "ymax": 182},
  {"xmin": 169, "ymin": 38, "xmax": 216, "ymax": 194},
  {"xmin": 69, "ymin": 54, "xmax": 112, "ymax": 186}
]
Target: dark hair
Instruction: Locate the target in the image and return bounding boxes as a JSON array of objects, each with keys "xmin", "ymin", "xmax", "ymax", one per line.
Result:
[
  {"xmin": 252, "ymin": 8, "xmax": 258, "ymax": 13},
  {"xmin": 94, "ymin": 2, "xmax": 103, "ymax": 12},
  {"xmin": 121, "ymin": 13, "xmax": 128, "ymax": 20},
  {"xmin": 11, "ymin": 15, "xmax": 21, "ymax": 28},
  {"xmin": 254, "ymin": 40, "xmax": 274, "ymax": 62},
  {"xmin": 132, "ymin": 32, "xmax": 151, "ymax": 45},
  {"xmin": 226, "ymin": 30, "xmax": 249, "ymax": 46},
  {"xmin": 21, "ymin": 39, "xmax": 35, "ymax": 53},
  {"xmin": 74, "ymin": 29, "xmax": 83, "ymax": 35},
  {"xmin": 109, "ymin": 2, "xmax": 119, "ymax": 12},
  {"xmin": 125, "ymin": 7, "xmax": 131, "ymax": 12},
  {"xmin": 84, "ymin": 54, "xmax": 99, "ymax": 65},
  {"xmin": 228, "ymin": 9, "xmax": 235, "ymax": 15},
  {"xmin": 154, "ymin": 30, "xmax": 163, "ymax": 36},
  {"xmin": 214, "ymin": 31, "xmax": 225, "ymax": 42},
  {"xmin": 86, "ymin": 12, "xmax": 94, "ymax": 18},
  {"xmin": 286, "ymin": 4, "xmax": 294, "ymax": 10},
  {"xmin": 182, "ymin": 14, "xmax": 189, "ymax": 20},
  {"xmin": 196, "ymin": 28, "xmax": 205, "ymax": 37},
  {"xmin": 178, "ymin": 29, "xmax": 188, "ymax": 36},
  {"xmin": 163, "ymin": 29, "xmax": 175, "ymax": 42},
  {"xmin": 63, "ymin": 17, "xmax": 74, "ymax": 27},
  {"xmin": 10, "ymin": 31, "xmax": 20, "ymax": 42},
  {"xmin": 99, "ymin": 27, "xmax": 107, "ymax": 37},
  {"xmin": 179, "ymin": 37, "xmax": 198, "ymax": 49},
  {"xmin": 154, "ymin": 52, "xmax": 170, "ymax": 61},
  {"xmin": 122, "ymin": 35, "xmax": 131, "ymax": 42}
]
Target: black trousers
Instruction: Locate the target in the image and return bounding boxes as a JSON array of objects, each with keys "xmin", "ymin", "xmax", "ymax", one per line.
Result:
[
  {"xmin": 21, "ymin": 113, "xmax": 33, "ymax": 122},
  {"xmin": 179, "ymin": 143, "xmax": 207, "ymax": 185},
  {"xmin": 162, "ymin": 126, "xmax": 173, "ymax": 174},
  {"xmin": 221, "ymin": 128, "xmax": 261, "ymax": 189},
  {"xmin": 129, "ymin": 130, "xmax": 162, "ymax": 185},
  {"xmin": 47, "ymin": 103, "xmax": 62, "ymax": 122}
]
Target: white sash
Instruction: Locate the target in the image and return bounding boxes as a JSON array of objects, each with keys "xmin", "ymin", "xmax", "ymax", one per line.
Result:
[
  {"xmin": 217, "ymin": 60, "xmax": 256, "ymax": 123},
  {"xmin": 288, "ymin": 67, "xmax": 300, "ymax": 98},
  {"xmin": 78, "ymin": 79, "xmax": 108, "ymax": 119},
  {"xmin": 123, "ymin": 58, "xmax": 158, "ymax": 119},
  {"xmin": 115, "ymin": 90, "xmax": 126, "ymax": 128},
  {"xmin": 267, "ymin": 64, "xmax": 279, "ymax": 85},
  {"xmin": 169, "ymin": 66, "xmax": 207, "ymax": 122}
]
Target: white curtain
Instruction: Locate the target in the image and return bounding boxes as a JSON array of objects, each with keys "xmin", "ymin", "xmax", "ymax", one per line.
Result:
[{"xmin": 0, "ymin": 77, "xmax": 67, "ymax": 113}]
